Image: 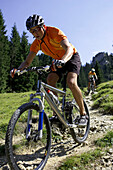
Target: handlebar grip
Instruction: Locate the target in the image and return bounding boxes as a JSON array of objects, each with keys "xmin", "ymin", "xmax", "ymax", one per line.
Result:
[
  {"xmin": 56, "ymin": 62, "xmax": 65, "ymax": 67},
  {"xmin": 43, "ymin": 65, "xmax": 50, "ymax": 72},
  {"xmin": 10, "ymin": 68, "xmax": 17, "ymax": 78},
  {"xmin": 16, "ymin": 69, "xmax": 27, "ymax": 75}
]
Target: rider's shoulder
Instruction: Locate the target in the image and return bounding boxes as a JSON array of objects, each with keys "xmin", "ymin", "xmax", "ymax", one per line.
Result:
[
  {"xmin": 89, "ymin": 71, "xmax": 96, "ymax": 75},
  {"xmin": 47, "ymin": 26, "xmax": 65, "ymax": 35},
  {"xmin": 89, "ymin": 71, "xmax": 92, "ymax": 74},
  {"xmin": 47, "ymin": 26, "xmax": 61, "ymax": 31}
]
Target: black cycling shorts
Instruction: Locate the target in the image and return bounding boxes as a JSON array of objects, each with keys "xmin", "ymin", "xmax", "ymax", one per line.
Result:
[{"xmin": 51, "ymin": 52, "xmax": 81, "ymax": 79}]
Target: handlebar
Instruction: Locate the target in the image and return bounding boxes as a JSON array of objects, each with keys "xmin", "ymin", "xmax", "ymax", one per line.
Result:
[{"xmin": 15, "ymin": 65, "xmax": 51, "ymax": 76}]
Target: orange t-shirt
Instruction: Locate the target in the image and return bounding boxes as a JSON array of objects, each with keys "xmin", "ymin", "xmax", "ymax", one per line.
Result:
[
  {"xmin": 88, "ymin": 71, "xmax": 96, "ymax": 77},
  {"xmin": 30, "ymin": 26, "xmax": 77, "ymax": 60}
]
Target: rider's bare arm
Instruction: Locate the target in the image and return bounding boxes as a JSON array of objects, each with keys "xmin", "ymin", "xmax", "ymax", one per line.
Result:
[
  {"xmin": 95, "ymin": 74, "xmax": 98, "ymax": 80},
  {"xmin": 18, "ymin": 51, "xmax": 36, "ymax": 71},
  {"xmin": 60, "ymin": 39, "xmax": 73, "ymax": 62}
]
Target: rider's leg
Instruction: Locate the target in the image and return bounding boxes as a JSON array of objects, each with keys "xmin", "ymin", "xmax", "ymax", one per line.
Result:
[
  {"xmin": 67, "ymin": 72, "xmax": 85, "ymax": 116},
  {"xmin": 67, "ymin": 72, "xmax": 87, "ymax": 127},
  {"xmin": 93, "ymin": 80, "xmax": 96, "ymax": 89}
]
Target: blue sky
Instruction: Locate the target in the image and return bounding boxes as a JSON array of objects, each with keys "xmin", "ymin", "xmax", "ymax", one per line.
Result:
[{"xmin": 1, "ymin": 0, "xmax": 113, "ymax": 65}]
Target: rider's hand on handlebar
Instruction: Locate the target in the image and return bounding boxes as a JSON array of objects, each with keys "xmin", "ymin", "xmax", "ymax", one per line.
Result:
[
  {"xmin": 10, "ymin": 68, "xmax": 17, "ymax": 78},
  {"xmin": 51, "ymin": 60, "xmax": 65, "ymax": 71}
]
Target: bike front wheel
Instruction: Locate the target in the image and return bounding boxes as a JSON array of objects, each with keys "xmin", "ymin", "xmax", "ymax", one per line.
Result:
[
  {"xmin": 70, "ymin": 99, "xmax": 90, "ymax": 143},
  {"xmin": 5, "ymin": 102, "xmax": 51, "ymax": 170}
]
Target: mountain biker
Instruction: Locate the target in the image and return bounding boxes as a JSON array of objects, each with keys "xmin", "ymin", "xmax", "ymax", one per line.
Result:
[
  {"xmin": 10, "ymin": 14, "xmax": 87, "ymax": 127},
  {"xmin": 87, "ymin": 68, "xmax": 98, "ymax": 93}
]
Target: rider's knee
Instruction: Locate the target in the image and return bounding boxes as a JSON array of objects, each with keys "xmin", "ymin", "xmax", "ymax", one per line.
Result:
[
  {"xmin": 47, "ymin": 73, "xmax": 59, "ymax": 86},
  {"xmin": 67, "ymin": 79, "xmax": 77, "ymax": 89}
]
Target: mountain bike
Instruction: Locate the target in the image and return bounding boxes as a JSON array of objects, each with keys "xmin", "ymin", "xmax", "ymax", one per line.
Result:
[{"xmin": 5, "ymin": 65, "xmax": 90, "ymax": 170}]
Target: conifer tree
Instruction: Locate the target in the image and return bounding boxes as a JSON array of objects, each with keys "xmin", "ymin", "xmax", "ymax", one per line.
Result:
[
  {"xmin": 84, "ymin": 63, "xmax": 91, "ymax": 82},
  {"xmin": 78, "ymin": 66, "xmax": 87, "ymax": 88},
  {"xmin": 18, "ymin": 31, "xmax": 34, "ymax": 92},
  {"xmin": 109, "ymin": 53, "xmax": 113, "ymax": 80},
  {"xmin": 95, "ymin": 61, "xmax": 104, "ymax": 84},
  {"xmin": 38, "ymin": 53, "xmax": 52, "ymax": 66},
  {"xmin": 0, "ymin": 10, "xmax": 10, "ymax": 93},
  {"xmin": 9, "ymin": 24, "xmax": 21, "ymax": 92}
]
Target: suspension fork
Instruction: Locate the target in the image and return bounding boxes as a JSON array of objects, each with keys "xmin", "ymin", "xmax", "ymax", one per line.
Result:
[
  {"xmin": 26, "ymin": 100, "xmax": 45, "ymax": 140},
  {"xmin": 26, "ymin": 93, "xmax": 45, "ymax": 140},
  {"xmin": 37, "ymin": 79, "xmax": 45, "ymax": 139},
  {"xmin": 38, "ymin": 110, "xmax": 44, "ymax": 139}
]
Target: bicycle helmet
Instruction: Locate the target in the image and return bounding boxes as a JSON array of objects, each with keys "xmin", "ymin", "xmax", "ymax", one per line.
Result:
[
  {"xmin": 91, "ymin": 68, "xmax": 95, "ymax": 72},
  {"xmin": 26, "ymin": 14, "xmax": 44, "ymax": 30}
]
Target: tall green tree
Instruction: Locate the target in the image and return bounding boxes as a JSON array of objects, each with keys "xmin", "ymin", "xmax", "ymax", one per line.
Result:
[
  {"xmin": 38, "ymin": 53, "xmax": 52, "ymax": 66},
  {"xmin": 102, "ymin": 53, "xmax": 110, "ymax": 81},
  {"xmin": 109, "ymin": 53, "xmax": 113, "ymax": 80},
  {"xmin": 0, "ymin": 10, "xmax": 10, "ymax": 93},
  {"xmin": 95, "ymin": 61, "xmax": 104, "ymax": 85},
  {"xmin": 9, "ymin": 23, "xmax": 21, "ymax": 92},
  {"xmin": 18, "ymin": 31, "xmax": 34, "ymax": 92},
  {"xmin": 83, "ymin": 62, "xmax": 91, "ymax": 86},
  {"xmin": 78, "ymin": 66, "xmax": 87, "ymax": 88}
]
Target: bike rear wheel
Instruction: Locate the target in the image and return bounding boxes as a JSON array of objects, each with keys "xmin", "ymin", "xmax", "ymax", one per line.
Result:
[
  {"xmin": 70, "ymin": 99, "xmax": 90, "ymax": 143},
  {"xmin": 5, "ymin": 102, "xmax": 51, "ymax": 170}
]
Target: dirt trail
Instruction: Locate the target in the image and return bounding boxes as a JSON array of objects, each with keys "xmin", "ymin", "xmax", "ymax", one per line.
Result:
[
  {"xmin": 44, "ymin": 93, "xmax": 113, "ymax": 170},
  {"xmin": 0, "ymin": 93, "xmax": 113, "ymax": 170}
]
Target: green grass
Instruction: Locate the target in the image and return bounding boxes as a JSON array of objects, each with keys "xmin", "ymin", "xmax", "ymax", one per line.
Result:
[
  {"xmin": 57, "ymin": 149, "xmax": 102, "ymax": 170},
  {"xmin": 92, "ymin": 80, "xmax": 113, "ymax": 115},
  {"xmin": 0, "ymin": 91, "xmax": 48, "ymax": 139},
  {"xmin": 0, "ymin": 88, "xmax": 73, "ymax": 140},
  {"xmin": 94, "ymin": 131, "xmax": 113, "ymax": 147},
  {"xmin": 0, "ymin": 92, "xmax": 31, "ymax": 139}
]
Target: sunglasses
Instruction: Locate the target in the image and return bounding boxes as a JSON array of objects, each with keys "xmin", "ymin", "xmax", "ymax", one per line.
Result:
[{"xmin": 30, "ymin": 27, "xmax": 41, "ymax": 34}]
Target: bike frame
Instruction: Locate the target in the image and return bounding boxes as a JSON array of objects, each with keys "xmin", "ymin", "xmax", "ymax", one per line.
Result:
[{"xmin": 26, "ymin": 78, "xmax": 76, "ymax": 140}]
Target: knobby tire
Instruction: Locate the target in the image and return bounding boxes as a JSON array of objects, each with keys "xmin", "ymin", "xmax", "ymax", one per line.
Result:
[
  {"xmin": 70, "ymin": 100, "xmax": 90, "ymax": 143},
  {"xmin": 5, "ymin": 102, "xmax": 51, "ymax": 170}
]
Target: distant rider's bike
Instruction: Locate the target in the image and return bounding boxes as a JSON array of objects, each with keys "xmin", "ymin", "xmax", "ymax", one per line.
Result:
[
  {"xmin": 5, "ymin": 65, "xmax": 90, "ymax": 170},
  {"xmin": 87, "ymin": 76, "xmax": 95, "ymax": 94}
]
